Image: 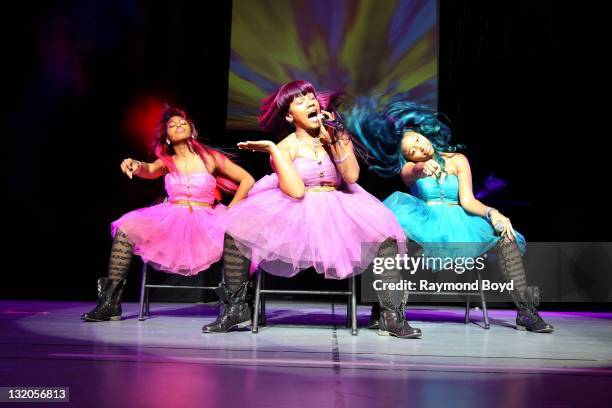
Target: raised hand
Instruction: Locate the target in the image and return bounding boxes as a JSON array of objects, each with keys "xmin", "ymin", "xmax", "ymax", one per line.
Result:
[
  {"xmin": 318, "ymin": 110, "xmax": 336, "ymax": 144},
  {"xmin": 416, "ymin": 159, "xmax": 441, "ymax": 178},
  {"xmin": 237, "ymin": 140, "xmax": 276, "ymax": 153},
  {"xmin": 120, "ymin": 158, "xmax": 141, "ymax": 179}
]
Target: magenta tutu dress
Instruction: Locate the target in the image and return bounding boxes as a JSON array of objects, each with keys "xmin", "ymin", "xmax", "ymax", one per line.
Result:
[
  {"xmin": 111, "ymin": 171, "xmax": 227, "ymax": 276},
  {"xmin": 226, "ymin": 153, "xmax": 406, "ymax": 279}
]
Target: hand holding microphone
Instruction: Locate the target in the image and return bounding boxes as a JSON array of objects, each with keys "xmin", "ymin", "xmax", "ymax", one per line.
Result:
[
  {"xmin": 487, "ymin": 207, "xmax": 516, "ymax": 241},
  {"xmin": 318, "ymin": 112, "xmax": 345, "ymax": 131}
]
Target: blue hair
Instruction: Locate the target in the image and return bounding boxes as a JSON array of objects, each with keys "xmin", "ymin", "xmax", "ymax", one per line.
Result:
[
  {"xmin": 344, "ymin": 97, "xmax": 465, "ymax": 177},
  {"xmin": 343, "ymin": 97, "xmax": 404, "ymax": 177}
]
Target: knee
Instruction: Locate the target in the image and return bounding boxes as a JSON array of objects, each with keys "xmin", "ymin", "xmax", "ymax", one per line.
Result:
[
  {"xmin": 224, "ymin": 233, "xmax": 236, "ymax": 246},
  {"xmin": 114, "ymin": 229, "xmax": 133, "ymax": 244},
  {"xmin": 377, "ymin": 238, "xmax": 398, "ymax": 257}
]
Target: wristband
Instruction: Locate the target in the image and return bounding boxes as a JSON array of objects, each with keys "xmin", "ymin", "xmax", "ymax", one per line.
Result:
[{"xmin": 333, "ymin": 153, "xmax": 349, "ymax": 164}]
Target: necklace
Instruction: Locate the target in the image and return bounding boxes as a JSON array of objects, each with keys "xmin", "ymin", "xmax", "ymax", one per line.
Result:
[
  {"xmin": 296, "ymin": 135, "xmax": 323, "ymax": 159},
  {"xmin": 298, "ymin": 135, "xmax": 325, "ymax": 177},
  {"xmin": 312, "ymin": 136, "xmax": 321, "ymax": 159},
  {"xmin": 311, "ymin": 136, "xmax": 325, "ymax": 177},
  {"xmin": 174, "ymin": 153, "xmax": 197, "ymax": 171}
]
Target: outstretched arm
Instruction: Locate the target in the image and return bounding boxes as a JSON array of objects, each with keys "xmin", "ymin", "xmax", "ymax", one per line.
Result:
[
  {"xmin": 237, "ymin": 140, "xmax": 305, "ymax": 199},
  {"xmin": 121, "ymin": 158, "xmax": 166, "ymax": 179}
]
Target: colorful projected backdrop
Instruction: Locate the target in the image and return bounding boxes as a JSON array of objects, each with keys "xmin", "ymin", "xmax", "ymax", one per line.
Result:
[{"xmin": 227, "ymin": 0, "xmax": 437, "ymax": 130}]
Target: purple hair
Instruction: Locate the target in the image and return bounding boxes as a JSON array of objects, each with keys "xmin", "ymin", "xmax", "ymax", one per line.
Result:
[{"xmin": 258, "ymin": 80, "xmax": 342, "ymax": 139}]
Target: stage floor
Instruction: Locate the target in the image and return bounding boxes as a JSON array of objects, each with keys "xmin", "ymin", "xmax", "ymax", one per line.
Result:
[{"xmin": 1, "ymin": 300, "xmax": 611, "ymax": 407}]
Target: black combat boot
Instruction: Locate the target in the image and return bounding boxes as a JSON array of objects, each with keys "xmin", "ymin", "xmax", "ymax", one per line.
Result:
[
  {"xmin": 515, "ymin": 287, "xmax": 554, "ymax": 333},
  {"xmin": 82, "ymin": 278, "xmax": 126, "ymax": 322},
  {"xmin": 202, "ymin": 281, "xmax": 251, "ymax": 333}
]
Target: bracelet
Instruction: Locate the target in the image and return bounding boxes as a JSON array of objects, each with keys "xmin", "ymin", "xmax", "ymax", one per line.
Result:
[
  {"xmin": 333, "ymin": 153, "xmax": 349, "ymax": 164},
  {"xmin": 323, "ymin": 139, "xmax": 341, "ymax": 147},
  {"xmin": 133, "ymin": 160, "xmax": 142, "ymax": 173},
  {"xmin": 485, "ymin": 206, "xmax": 497, "ymax": 222}
]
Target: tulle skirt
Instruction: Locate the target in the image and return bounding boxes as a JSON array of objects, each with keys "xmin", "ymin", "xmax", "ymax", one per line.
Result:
[
  {"xmin": 384, "ymin": 191, "xmax": 526, "ymax": 260},
  {"xmin": 111, "ymin": 202, "xmax": 227, "ymax": 276},
  {"xmin": 226, "ymin": 175, "xmax": 406, "ymax": 279}
]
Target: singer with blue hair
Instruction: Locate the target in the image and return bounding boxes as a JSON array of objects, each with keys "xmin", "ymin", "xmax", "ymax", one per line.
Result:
[{"xmin": 344, "ymin": 98, "xmax": 553, "ymax": 333}]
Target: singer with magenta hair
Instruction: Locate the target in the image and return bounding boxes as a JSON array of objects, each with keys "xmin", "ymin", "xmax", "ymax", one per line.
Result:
[
  {"xmin": 345, "ymin": 98, "xmax": 553, "ymax": 333},
  {"xmin": 82, "ymin": 105, "xmax": 255, "ymax": 322},
  {"xmin": 202, "ymin": 80, "xmax": 421, "ymax": 339}
]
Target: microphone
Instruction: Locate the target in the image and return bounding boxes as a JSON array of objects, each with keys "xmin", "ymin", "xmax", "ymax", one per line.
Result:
[{"xmin": 318, "ymin": 114, "xmax": 345, "ymax": 131}]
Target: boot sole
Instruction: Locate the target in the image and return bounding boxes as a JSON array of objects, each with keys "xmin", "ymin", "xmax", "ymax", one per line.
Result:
[
  {"xmin": 234, "ymin": 319, "xmax": 252, "ymax": 330},
  {"xmin": 202, "ymin": 319, "xmax": 252, "ymax": 333},
  {"xmin": 81, "ymin": 315, "xmax": 122, "ymax": 322},
  {"xmin": 378, "ymin": 329, "xmax": 422, "ymax": 339},
  {"xmin": 516, "ymin": 324, "xmax": 554, "ymax": 333}
]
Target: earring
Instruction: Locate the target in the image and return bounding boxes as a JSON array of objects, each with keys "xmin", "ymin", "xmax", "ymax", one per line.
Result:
[{"xmin": 166, "ymin": 139, "xmax": 171, "ymax": 145}]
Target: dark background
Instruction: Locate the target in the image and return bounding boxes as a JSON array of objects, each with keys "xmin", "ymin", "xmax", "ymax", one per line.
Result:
[{"xmin": 2, "ymin": 0, "xmax": 609, "ymax": 302}]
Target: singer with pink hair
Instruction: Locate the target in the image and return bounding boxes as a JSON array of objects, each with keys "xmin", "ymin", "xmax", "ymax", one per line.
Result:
[
  {"xmin": 82, "ymin": 105, "xmax": 254, "ymax": 322},
  {"xmin": 202, "ymin": 80, "xmax": 421, "ymax": 338}
]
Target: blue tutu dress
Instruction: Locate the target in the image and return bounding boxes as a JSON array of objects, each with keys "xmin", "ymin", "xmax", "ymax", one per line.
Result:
[{"xmin": 383, "ymin": 174, "xmax": 526, "ymax": 260}]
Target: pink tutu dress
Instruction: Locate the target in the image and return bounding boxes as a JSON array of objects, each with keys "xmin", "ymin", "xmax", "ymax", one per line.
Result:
[
  {"xmin": 111, "ymin": 171, "xmax": 227, "ymax": 276},
  {"xmin": 226, "ymin": 152, "xmax": 406, "ymax": 279}
]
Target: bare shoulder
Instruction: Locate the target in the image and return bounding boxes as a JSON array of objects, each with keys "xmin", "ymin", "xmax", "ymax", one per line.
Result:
[
  {"xmin": 447, "ymin": 153, "xmax": 469, "ymax": 167},
  {"xmin": 277, "ymin": 133, "xmax": 295, "ymax": 148},
  {"xmin": 203, "ymin": 151, "xmax": 221, "ymax": 172},
  {"xmin": 277, "ymin": 133, "xmax": 296, "ymax": 157}
]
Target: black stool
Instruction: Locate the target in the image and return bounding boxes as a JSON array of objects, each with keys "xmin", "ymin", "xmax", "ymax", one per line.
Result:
[
  {"xmin": 138, "ymin": 261, "xmax": 219, "ymax": 321},
  {"xmin": 251, "ymin": 269, "xmax": 358, "ymax": 335},
  {"xmin": 409, "ymin": 268, "xmax": 490, "ymax": 329}
]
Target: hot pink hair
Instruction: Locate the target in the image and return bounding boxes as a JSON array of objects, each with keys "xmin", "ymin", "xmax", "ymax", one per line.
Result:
[
  {"xmin": 152, "ymin": 105, "xmax": 238, "ymax": 199},
  {"xmin": 257, "ymin": 80, "xmax": 343, "ymax": 139}
]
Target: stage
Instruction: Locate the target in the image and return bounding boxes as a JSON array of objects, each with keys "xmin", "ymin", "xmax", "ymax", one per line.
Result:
[{"xmin": 1, "ymin": 300, "xmax": 611, "ymax": 407}]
